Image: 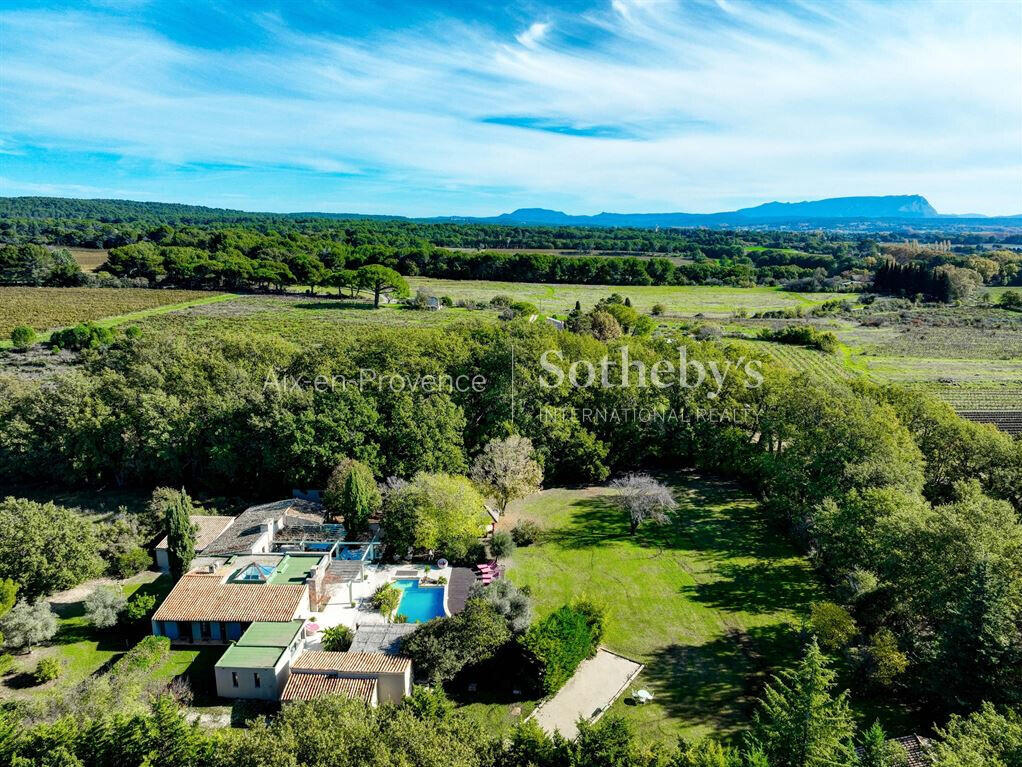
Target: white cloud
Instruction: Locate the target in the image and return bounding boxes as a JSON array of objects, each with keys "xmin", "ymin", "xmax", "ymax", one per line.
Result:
[
  {"xmin": 0, "ymin": 1, "xmax": 1019, "ymax": 215},
  {"xmin": 515, "ymin": 21, "xmax": 550, "ymax": 49}
]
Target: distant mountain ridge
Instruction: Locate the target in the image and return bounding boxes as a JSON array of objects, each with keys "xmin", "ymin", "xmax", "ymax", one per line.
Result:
[
  {"xmin": 470, "ymin": 195, "xmax": 943, "ymax": 227},
  {"xmin": 2, "ymin": 194, "xmax": 1019, "ymax": 230}
]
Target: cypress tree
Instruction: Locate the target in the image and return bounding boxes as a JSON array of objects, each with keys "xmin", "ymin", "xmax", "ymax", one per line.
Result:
[{"xmin": 749, "ymin": 638, "xmax": 856, "ymax": 767}]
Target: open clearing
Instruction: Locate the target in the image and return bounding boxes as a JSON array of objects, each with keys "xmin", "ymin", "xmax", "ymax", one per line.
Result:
[
  {"xmin": 500, "ymin": 474, "xmax": 821, "ymax": 743},
  {"xmin": 405, "ymin": 277, "xmax": 854, "ymax": 317}
]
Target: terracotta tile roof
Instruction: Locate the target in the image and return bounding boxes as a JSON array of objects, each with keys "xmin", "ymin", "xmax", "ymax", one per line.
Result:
[
  {"xmin": 292, "ymin": 650, "xmax": 411, "ymax": 675},
  {"xmin": 152, "ymin": 575, "xmax": 307, "ymax": 623},
  {"xmin": 154, "ymin": 515, "xmax": 234, "ymax": 553},
  {"xmin": 281, "ymin": 674, "xmax": 377, "ymax": 703}
]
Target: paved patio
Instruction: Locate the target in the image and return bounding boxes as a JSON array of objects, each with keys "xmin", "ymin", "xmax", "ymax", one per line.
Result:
[{"xmin": 528, "ymin": 649, "xmax": 643, "ymax": 740}]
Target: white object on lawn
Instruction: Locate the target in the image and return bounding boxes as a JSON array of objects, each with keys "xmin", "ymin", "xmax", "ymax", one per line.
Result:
[{"xmin": 634, "ymin": 689, "xmax": 654, "ymax": 704}]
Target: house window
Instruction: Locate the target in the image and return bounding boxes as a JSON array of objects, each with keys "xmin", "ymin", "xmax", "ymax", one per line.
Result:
[
  {"xmin": 231, "ymin": 672, "xmax": 239, "ymax": 688},
  {"xmin": 253, "ymin": 673, "xmax": 261, "ymax": 688}
]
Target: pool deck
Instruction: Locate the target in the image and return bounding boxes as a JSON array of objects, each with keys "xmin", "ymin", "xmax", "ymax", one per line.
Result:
[{"xmin": 446, "ymin": 567, "xmax": 475, "ymax": 615}]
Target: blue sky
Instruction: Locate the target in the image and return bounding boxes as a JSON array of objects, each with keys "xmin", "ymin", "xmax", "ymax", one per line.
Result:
[{"xmin": 1, "ymin": 0, "xmax": 1020, "ymax": 216}]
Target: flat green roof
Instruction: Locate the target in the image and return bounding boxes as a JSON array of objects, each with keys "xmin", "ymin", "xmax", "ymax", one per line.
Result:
[
  {"xmin": 216, "ymin": 644, "xmax": 284, "ymax": 669},
  {"xmin": 267, "ymin": 554, "xmax": 325, "ymax": 585},
  {"xmin": 237, "ymin": 620, "xmax": 304, "ymax": 648}
]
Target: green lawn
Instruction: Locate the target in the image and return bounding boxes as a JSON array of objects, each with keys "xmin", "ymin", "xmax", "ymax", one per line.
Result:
[
  {"xmin": 500, "ymin": 475, "xmax": 822, "ymax": 744},
  {"xmin": 2, "ymin": 572, "xmax": 221, "ymax": 704}
]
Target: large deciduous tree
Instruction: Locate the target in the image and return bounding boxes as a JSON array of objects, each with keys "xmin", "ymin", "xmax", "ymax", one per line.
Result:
[
  {"xmin": 470, "ymin": 435, "xmax": 543, "ymax": 514},
  {"xmin": 610, "ymin": 473, "xmax": 677, "ymax": 535},
  {"xmin": 381, "ymin": 473, "xmax": 489, "ymax": 561},
  {"xmin": 0, "ymin": 497, "xmax": 104, "ymax": 599}
]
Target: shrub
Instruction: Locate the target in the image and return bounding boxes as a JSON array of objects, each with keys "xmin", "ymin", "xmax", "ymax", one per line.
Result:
[
  {"xmin": 34, "ymin": 656, "xmax": 63, "ymax": 684},
  {"xmin": 759, "ymin": 324, "xmax": 839, "ymax": 353},
  {"xmin": 520, "ymin": 601, "xmax": 604, "ymax": 694},
  {"xmin": 114, "ymin": 547, "xmax": 152, "ymax": 579},
  {"xmin": 50, "ymin": 322, "xmax": 114, "ymax": 351},
  {"xmin": 0, "ymin": 653, "xmax": 14, "ymax": 674},
  {"xmin": 111, "ymin": 635, "xmax": 170, "ymax": 675},
  {"xmin": 10, "ymin": 325, "xmax": 36, "ymax": 350},
  {"xmin": 321, "ymin": 624, "xmax": 353, "ymax": 651},
  {"xmin": 490, "ymin": 530, "xmax": 516, "ymax": 560},
  {"xmin": 399, "ymin": 598, "xmax": 511, "ymax": 682},
  {"xmin": 511, "ymin": 520, "xmax": 541, "ymax": 547},
  {"xmin": 810, "ymin": 602, "xmax": 857, "ymax": 650},
  {"xmin": 85, "ymin": 585, "xmax": 127, "ymax": 629},
  {"xmin": 694, "ymin": 324, "xmax": 723, "ymax": 341},
  {"xmin": 124, "ymin": 593, "xmax": 157, "ymax": 623},
  {"xmin": 651, "ymin": 303, "xmax": 665, "ymax": 316},
  {"xmin": 371, "ymin": 583, "xmax": 402, "ymax": 621}
]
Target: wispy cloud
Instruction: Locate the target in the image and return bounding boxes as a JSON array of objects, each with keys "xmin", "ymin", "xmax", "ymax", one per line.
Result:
[
  {"xmin": 516, "ymin": 21, "xmax": 550, "ymax": 49},
  {"xmin": 0, "ymin": 0, "xmax": 1018, "ymax": 215}
]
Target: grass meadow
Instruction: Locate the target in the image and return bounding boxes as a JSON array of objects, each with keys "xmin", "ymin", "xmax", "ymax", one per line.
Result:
[{"xmin": 498, "ymin": 474, "xmax": 821, "ymax": 744}]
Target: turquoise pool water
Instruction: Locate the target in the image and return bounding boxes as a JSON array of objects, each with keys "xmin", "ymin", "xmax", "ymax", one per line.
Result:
[{"xmin": 394, "ymin": 578, "xmax": 446, "ymax": 623}]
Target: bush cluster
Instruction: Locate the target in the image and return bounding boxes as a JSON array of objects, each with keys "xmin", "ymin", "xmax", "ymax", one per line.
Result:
[{"xmin": 520, "ymin": 599, "xmax": 605, "ymax": 695}]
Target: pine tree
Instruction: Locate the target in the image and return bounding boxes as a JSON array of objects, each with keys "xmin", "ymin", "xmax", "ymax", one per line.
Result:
[{"xmin": 748, "ymin": 638, "xmax": 856, "ymax": 767}]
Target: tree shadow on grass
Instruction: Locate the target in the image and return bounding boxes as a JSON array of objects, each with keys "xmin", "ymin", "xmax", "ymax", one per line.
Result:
[
  {"xmin": 682, "ymin": 561, "xmax": 820, "ymax": 615},
  {"xmin": 541, "ymin": 495, "xmax": 630, "ymax": 549},
  {"xmin": 641, "ymin": 623, "xmax": 805, "ymax": 738},
  {"xmin": 539, "ymin": 479, "xmax": 794, "ymax": 565}
]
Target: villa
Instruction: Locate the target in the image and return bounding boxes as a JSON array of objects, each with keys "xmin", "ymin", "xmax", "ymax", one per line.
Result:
[{"xmin": 150, "ymin": 497, "xmax": 423, "ymax": 706}]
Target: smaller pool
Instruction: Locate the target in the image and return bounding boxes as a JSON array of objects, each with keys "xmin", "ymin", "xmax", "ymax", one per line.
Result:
[{"xmin": 393, "ymin": 578, "xmax": 446, "ymax": 623}]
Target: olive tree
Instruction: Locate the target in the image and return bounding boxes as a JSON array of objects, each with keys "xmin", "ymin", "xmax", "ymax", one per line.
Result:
[
  {"xmin": 610, "ymin": 473, "xmax": 677, "ymax": 534},
  {"xmin": 1, "ymin": 600, "xmax": 57, "ymax": 651},
  {"xmin": 471, "ymin": 435, "xmax": 543, "ymax": 514},
  {"xmin": 85, "ymin": 585, "xmax": 127, "ymax": 629}
]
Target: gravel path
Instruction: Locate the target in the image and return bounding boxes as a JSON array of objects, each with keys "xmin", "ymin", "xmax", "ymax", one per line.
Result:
[{"xmin": 529, "ymin": 648, "xmax": 643, "ymax": 740}]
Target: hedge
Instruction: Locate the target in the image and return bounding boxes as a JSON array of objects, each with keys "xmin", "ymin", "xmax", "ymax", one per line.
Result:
[
  {"xmin": 520, "ymin": 600, "xmax": 605, "ymax": 695},
  {"xmin": 111, "ymin": 635, "xmax": 170, "ymax": 676}
]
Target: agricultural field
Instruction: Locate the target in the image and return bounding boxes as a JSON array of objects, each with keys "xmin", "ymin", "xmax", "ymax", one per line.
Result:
[
  {"xmin": 498, "ymin": 475, "xmax": 825, "ymax": 744},
  {"xmin": 729, "ymin": 338, "xmax": 859, "ymax": 381},
  {"xmin": 65, "ymin": 247, "xmax": 108, "ymax": 272},
  {"xmin": 403, "ymin": 277, "xmax": 854, "ymax": 317},
  {"xmin": 0, "ymin": 287, "xmax": 234, "ymax": 337}
]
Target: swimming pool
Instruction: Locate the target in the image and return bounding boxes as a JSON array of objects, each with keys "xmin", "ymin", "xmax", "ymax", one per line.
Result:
[{"xmin": 393, "ymin": 578, "xmax": 446, "ymax": 623}]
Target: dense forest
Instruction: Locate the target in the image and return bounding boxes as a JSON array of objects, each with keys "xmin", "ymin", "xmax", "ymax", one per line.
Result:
[{"xmin": 2, "ymin": 197, "xmax": 1020, "ymax": 294}]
